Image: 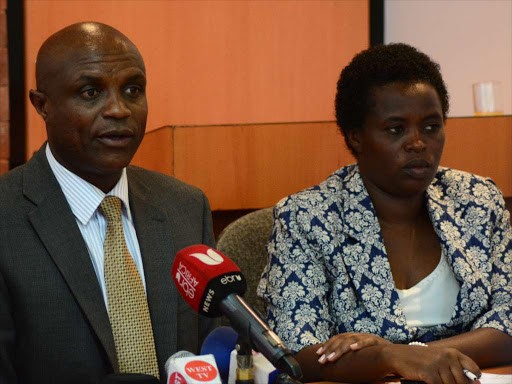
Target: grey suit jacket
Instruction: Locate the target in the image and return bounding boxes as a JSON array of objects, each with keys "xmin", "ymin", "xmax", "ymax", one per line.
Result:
[{"xmin": 0, "ymin": 145, "xmax": 216, "ymax": 383}]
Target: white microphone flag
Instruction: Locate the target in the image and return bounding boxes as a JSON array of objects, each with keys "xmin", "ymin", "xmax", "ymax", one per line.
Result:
[{"xmin": 167, "ymin": 354, "xmax": 222, "ymax": 384}]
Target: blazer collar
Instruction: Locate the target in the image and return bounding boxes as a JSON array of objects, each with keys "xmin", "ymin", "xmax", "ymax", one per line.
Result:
[
  {"xmin": 339, "ymin": 166, "xmax": 453, "ymax": 243},
  {"xmin": 424, "ymin": 171, "xmax": 469, "ymax": 277},
  {"xmin": 338, "ymin": 166, "xmax": 381, "ymax": 243}
]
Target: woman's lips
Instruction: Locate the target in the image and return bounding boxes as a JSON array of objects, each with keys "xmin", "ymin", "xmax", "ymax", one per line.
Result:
[{"xmin": 402, "ymin": 159, "xmax": 433, "ymax": 179}]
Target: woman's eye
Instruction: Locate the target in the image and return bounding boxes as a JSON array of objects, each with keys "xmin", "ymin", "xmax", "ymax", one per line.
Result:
[
  {"xmin": 424, "ymin": 124, "xmax": 440, "ymax": 132},
  {"xmin": 81, "ymin": 89, "xmax": 99, "ymax": 99},
  {"xmin": 387, "ymin": 126, "xmax": 403, "ymax": 135}
]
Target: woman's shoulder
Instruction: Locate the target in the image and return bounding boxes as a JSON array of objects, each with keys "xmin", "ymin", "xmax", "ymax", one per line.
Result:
[
  {"xmin": 274, "ymin": 164, "xmax": 361, "ymax": 216},
  {"xmin": 431, "ymin": 167, "xmax": 504, "ymax": 204}
]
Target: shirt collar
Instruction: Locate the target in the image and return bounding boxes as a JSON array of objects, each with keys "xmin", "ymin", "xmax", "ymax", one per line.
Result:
[{"xmin": 45, "ymin": 143, "xmax": 132, "ymax": 225}]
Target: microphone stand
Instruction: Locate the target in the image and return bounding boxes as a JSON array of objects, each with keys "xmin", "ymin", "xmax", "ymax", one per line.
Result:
[
  {"xmin": 235, "ymin": 335, "xmax": 254, "ymax": 384},
  {"xmin": 234, "ymin": 335, "xmax": 304, "ymax": 384},
  {"xmin": 219, "ymin": 294, "xmax": 302, "ymax": 380}
]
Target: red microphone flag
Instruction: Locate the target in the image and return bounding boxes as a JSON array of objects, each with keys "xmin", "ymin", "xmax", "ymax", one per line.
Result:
[{"xmin": 172, "ymin": 245, "xmax": 247, "ymax": 316}]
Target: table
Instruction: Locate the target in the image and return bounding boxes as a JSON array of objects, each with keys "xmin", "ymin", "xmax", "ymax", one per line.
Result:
[
  {"xmin": 482, "ymin": 365, "xmax": 512, "ymax": 375},
  {"xmin": 311, "ymin": 365, "xmax": 512, "ymax": 384}
]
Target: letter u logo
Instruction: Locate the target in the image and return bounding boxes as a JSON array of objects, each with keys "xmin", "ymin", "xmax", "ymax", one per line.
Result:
[{"xmin": 189, "ymin": 249, "xmax": 224, "ymax": 265}]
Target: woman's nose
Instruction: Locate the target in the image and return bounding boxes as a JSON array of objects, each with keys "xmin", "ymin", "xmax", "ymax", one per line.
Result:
[{"xmin": 404, "ymin": 129, "xmax": 426, "ymax": 152}]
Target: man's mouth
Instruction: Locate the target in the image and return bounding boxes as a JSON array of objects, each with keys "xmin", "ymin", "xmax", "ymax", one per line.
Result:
[{"xmin": 97, "ymin": 130, "xmax": 134, "ymax": 147}]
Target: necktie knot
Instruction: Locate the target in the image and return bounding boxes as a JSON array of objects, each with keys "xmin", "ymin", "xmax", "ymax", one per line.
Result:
[{"xmin": 100, "ymin": 196, "xmax": 123, "ymax": 223}]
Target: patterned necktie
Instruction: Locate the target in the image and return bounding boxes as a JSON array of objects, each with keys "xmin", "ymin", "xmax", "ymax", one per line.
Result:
[{"xmin": 100, "ymin": 196, "xmax": 160, "ymax": 378}]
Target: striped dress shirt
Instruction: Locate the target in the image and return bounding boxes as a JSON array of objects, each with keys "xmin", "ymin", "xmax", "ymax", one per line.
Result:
[{"xmin": 45, "ymin": 143, "xmax": 147, "ymax": 308}]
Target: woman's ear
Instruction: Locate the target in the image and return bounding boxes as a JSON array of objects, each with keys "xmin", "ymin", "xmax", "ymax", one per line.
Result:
[
  {"xmin": 347, "ymin": 128, "xmax": 362, "ymax": 155},
  {"xmin": 29, "ymin": 90, "xmax": 49, "ymax": 121}
]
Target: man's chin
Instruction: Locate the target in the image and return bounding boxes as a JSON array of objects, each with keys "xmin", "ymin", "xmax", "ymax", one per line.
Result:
[
  {"xmin": 82, "ymin": 156, "xmax": 134, "ymax": 180},
  {"xmin": 99, "ymin": 150, "xmax": 138, "ymax": 168}
]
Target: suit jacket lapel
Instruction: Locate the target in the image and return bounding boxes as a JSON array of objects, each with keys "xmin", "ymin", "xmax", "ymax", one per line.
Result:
[
  {"xmin": 23, "ymin": 147, "xmax": 118, "ymax": 370},
  {"xmin": 128, "ymin": 173, "xmax": 178, "ymax": 373}
]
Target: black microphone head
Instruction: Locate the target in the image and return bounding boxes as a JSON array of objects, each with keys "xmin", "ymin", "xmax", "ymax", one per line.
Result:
[
  {"xmin": 199, "ymin": 270, "xmax": 247, "ymax": 317},
  {"xmin": 100, "ymin": 373, "xmax": 160, "ymax": 384}
]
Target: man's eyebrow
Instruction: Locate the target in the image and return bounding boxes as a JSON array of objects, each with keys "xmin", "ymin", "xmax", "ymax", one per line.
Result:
[
  {"xmin": 124, "ymin": 73, "xmax": 146, "ymax": 84},
  {"xmin": 72, "ymin": 74, "xmax": 104, "ymax": 85},
  {"xmin": 72, "ymin": 72, "xmax": 146, "ymax": 86}
]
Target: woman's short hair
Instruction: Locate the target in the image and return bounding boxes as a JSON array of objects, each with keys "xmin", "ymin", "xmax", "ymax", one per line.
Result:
[{"xmin": 335, "ymin": 43, "xmax": 449, "ymax": 155}]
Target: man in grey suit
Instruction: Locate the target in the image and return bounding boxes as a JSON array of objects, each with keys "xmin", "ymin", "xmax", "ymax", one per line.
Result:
[{"xmin": 0, "ymin": 22, "xmax": 215, "ymax": 383}]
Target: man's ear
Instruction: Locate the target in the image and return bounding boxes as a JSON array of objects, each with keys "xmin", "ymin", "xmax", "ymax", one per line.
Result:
[
  {"xmin": 347, "ymin": 128, "xmax": 362, "ymax": 155},
  {"xmin": 29, "ymin": 90, "xmax": 49, "ymax": 121}
]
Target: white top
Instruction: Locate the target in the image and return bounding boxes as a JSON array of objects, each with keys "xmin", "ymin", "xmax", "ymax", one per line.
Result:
[
  {"xmin": 46, "ymin": 143, "xmax": 147, "ymax": 309},
  {"xmin": 396, "ymin": 250, "xmax": 460, "ymax": 328}
]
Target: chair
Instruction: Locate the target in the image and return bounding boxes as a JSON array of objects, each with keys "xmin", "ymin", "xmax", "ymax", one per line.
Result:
[{"xmin": 216, "ymin": 207, "xmax": 274, "ymax": 316}]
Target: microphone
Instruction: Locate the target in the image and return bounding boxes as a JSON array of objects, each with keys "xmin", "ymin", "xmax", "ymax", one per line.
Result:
[{"xmin": 171, "ymin": 245, "xmax": 302, "ymax": 380}]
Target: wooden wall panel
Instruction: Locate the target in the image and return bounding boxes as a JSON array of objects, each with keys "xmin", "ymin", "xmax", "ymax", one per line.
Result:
[
  {"xmin": 441, "ymin": 116, "xmax": 512, "ymax": 196},
  {"xmin": 131, "ymin": 126, "xmax": 173, "ymax": 176},
  {"xmin": 129, "ymin": 116, "xmax": 509, "ymax": 211},
  {"xmin": 173, "ymin": 122, "xmax": 353, "ymax": 210},
  {"xmin": 24, "ymin": 0, "xmax": 369, "ymax": 159}
]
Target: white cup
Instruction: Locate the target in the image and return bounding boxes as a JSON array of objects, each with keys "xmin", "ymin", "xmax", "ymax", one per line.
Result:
[{"xmin": 472, "ymin": 81, "xmax": 504, "ymax": 116}]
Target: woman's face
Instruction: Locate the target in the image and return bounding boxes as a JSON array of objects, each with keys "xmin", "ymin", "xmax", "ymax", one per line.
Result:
[{"xmin": 349, "ymin": 82, "xmax": 445, "ymax": 198}]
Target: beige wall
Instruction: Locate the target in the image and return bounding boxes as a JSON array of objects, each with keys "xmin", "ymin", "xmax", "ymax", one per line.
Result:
[{"xmin": 385, "ymin": 0, "xmax": 512, "ymax": 117}]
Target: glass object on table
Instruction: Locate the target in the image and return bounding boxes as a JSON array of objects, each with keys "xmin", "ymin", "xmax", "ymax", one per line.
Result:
[{"xmin": 472, "ymin": 81, "xmax": 504, "ymax": 116}]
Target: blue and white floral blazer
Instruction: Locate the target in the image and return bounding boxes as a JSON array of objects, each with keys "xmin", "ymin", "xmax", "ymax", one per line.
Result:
[{"xmin": 257, "ymin": 165, "xmax": 512, "ymax": 352}]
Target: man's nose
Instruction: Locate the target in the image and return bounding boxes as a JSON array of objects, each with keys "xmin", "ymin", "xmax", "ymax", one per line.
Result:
[{"xmin": 103, "ymin": 92, "xmax": 131, "ymax": 119}]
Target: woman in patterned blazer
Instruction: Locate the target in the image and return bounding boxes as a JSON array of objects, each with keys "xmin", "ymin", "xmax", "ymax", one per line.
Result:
[{"xmin": 258, "ymin": 43, "xmax": 512, "ymax": 383}]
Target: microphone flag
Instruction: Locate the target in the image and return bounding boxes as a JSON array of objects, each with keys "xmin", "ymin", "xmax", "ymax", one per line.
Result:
[
  {"xmin": 172, "ymin": 245, "xmax": 246, "ymax": 316},
  {"xmin": 166, "ymin": 354, "xmax": 222, "ymax": 384}
]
